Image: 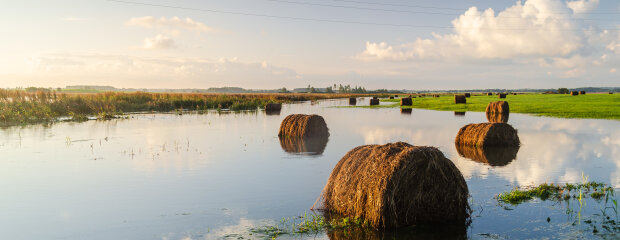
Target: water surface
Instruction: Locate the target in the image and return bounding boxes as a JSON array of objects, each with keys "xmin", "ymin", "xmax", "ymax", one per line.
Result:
[{"xmin": 1, "ymin": 99, "xmax": 619, "ymax": 239}]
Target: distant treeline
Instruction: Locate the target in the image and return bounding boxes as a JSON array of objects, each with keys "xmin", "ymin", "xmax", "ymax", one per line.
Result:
[{"xmin": 19, "ymin": 85, "xmax": 620, "ymax": 94}]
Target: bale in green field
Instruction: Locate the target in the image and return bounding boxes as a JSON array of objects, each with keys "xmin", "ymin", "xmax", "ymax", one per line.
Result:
[
  {"xmin": 571, "ymin": 91, "xmax": 579, "ymax": 96},
  {"xmin": 400, "ymin": 97, "xmax": 412, "ymax": 106},
  {"xmin": 454, "ymin": 95, "xmax": 466, "ymax": 104},
  {"xmin": 580, "ymin": 91, "xmax": 586, "ymax": 95},
  {"xmin": 464, "ymin": 93, "xmax": 471, "ymax": 98},
  {"xmin": 370, "ymin": 99, "xmax": 379, "ymax": 105}
]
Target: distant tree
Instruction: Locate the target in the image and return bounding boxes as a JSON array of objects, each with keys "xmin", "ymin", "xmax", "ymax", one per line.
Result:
[
  {"xmin": 279, "ymin": 87, "xmax": 289, "ymax": 93},
  {"xmin": 325, "ymin": 86, "xmax": 334, "ymax": 93},
  {"xmin": 558, "ymin": 88, "xmax": 569, "ymax": 94}
]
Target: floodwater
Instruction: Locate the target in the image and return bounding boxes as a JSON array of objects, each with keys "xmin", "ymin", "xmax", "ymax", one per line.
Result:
[{"xmin": 1, "ymin": 98, "xmax": 619, "ymax": 239}]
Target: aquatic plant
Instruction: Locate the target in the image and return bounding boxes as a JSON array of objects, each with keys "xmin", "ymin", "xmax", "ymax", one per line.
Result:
[{"xmin": 497, "ymin": 182, "xmax": 615, "ymax": 205}]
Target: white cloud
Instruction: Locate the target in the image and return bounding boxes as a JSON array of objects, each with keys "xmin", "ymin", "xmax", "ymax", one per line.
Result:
[
  {"xmin": 25, "ymin": 52, "xmax": 301, "ymax": 88},
  {"xmin": 127, "ymin": 16, "xmax": 214, "ymax": 33},
  {"xmin": 611, "ymin": 68, "xmax": 617, "ymax": 73},
  {"xmin": 566, "ymin": 0, "xmax": 600, "ymax": 15},
  {"xmin": 143, "ymin": 34, "xmax": 175, "ymax": 49},
  {"xmin": 359, "ymin": 0, "xmax": 586, "ymax": 61}
]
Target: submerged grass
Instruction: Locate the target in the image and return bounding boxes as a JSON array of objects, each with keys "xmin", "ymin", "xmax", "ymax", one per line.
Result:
[
  {"xmin": 497, "ymin": 182, "xmax": 615, "ymax": 205},
  {"xmin": 248, "ymin": 212, "xmax": 371, "ymax": 239},
  {"xmin": 0, "ymin": 90, "xmax": 367, "ymax": 126},
  {"xmin": 379, "ymin": 94, "xmax": 620, "ymax": 120}
]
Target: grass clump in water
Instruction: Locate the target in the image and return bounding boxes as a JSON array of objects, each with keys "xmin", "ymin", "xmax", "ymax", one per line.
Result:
[
  {"xmin": 248, "ymin": 212, "xmax": 371, "ymax": 239},
  {"xmin": 498, "ymin": 182, "xmax": 615, "ymax": 205}
]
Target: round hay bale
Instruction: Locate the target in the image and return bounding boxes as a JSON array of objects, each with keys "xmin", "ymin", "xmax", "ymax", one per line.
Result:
[
  {"xmin": 389, "ymin": 96, "xmax": 394, "ymax": 99},
  {"xmin": 485, "ymin": 101, "xmax": 509, "ymax": 113},
  {"xmin": 400, "ymin": 108, "xmax": 412, "ymax": 114},
  {"xmin": 372, "ymin": 96, "xmax": 378, "ymax": 100},
  {"xmin": 370, "ymin": 99, "xmax": 380, "ymax": 105},
  {"xmin": 454, "ymin": 95, "xmax": 466, "ymax": 104},
  {"xmin": 265, "ymin": 103, "xmax": 282, "ymax": 111},
  {"xmin": 455, "ymin": 144, "xmax": 519, "ymax": 167},
  {"xmin": 486, "ymin": 92, "xmax": 493, "ymax": 96},
  {"xmin": 498, "ymin": 93, "xmax": 507, "ymax": 99},
  {"xmin": 455, "ymin": 123, "xmax": 520, "ymax": 147},
  {"xmin": 464, "ymin": 93, "xmax": 471, "ymax": 98},
  {"xmin": 400, "ymin": 97, "xmax": 412, "ymax": 106},
  {"xmin": 394, "ymin": 95, "xmax": 399, "ymax": 97},
  {"xmin": 349, "ymin": 97, "xmax": 357, "ymax": 105},
  {"xmin": 579, "ymin": 91, "xmax": 586, "ymax": 95},
  {"xmin": 320, "ymin": 142, "xmax": 470, "ymax": 229},
  {"xmin": 279, "ymin": 135, "xmax": 328, "ymax": 155},
  {"xmin": 610, "ymin": 92, "xmax": 614, "ymax": 94},
  {"xmin": 571, "ymin": 91, "xmax": 579, "ymax": 96},
  {"xmin": 278, "ymin": 114, "xmax": 329, "ymax": 138},
  {"xmin": 486, "ymin": 112, "xmax": 509, "ymax": 123}
]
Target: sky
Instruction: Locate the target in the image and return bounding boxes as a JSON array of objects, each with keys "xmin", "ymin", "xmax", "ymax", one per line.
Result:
[{"xmin": 1, "ymin": 0, "xmax": 619, "ymax": 90}]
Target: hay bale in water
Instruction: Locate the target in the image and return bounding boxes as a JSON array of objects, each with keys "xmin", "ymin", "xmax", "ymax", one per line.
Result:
[
  {"xmin": 454, "ymin": 111, "xmax": 465, "ymax": 117},
  {"xmin": 464, "ymin": 93, "xmax": 471, "ymax": 98},
  {"xmin": 485, "ymin": 101, "xmax": 509, "ymax": 113},
  {"xmin": 486, "ymin": 112, "xmax": 509, "ymax": 123},
  {"xmin": 394, "ymin": 95, "xmax": 399, "ymax": 98},
  {"xmin": 279, "ymin": 135, "xmax": 328, "ymax": 155},
  {"xmin": 571, "ymin": 91, "xmax": 579, "ymax": 96},
  {"xmin": 265, "ymin": 109, "xmax": 281, "ymax": 115},
  {"xmin": 265, "ymin": 103, "xmax": 282, "ymax": 111},
  {"xmin": 454, "ymin": 95, "xmax": 466, "ymax": 104},
  {"xmin": 400, "ymin": 97, "xmax": 412, "ymax": 106},
  {"xmin": 400, "ymin": 108, "xmax": 412, "ymax": 114},
  {"xmin": 349, "ymin": 97, "xmax": 357, "ymax": 105},
  {"xmin": 580, "ymin": 91, "xmax": 586, "ymax": 95},
  {"xmin": 455, "ymin": 144, "xmax": 519, "ymax": 167},
  {"xmin": 455, "ymin": 123, "xmax": 520, "ymax": 147},
  {"xmin": 278, "ymin": 114, "xmax": 329, "ymax": 138},
  {"xmin": 498, "ymin": 93, "xmax": 507, "ymax": 99},
  {"xmin": 320, "ymin": 142, "xmax": 470, "ymax": 229},
  {"xmin": 389, "ymin": 96, "xmax": 394, "ymax": 99},
  {"xmin": 370, "ymin": 99, "xmax": 380, "ymax": 105}
]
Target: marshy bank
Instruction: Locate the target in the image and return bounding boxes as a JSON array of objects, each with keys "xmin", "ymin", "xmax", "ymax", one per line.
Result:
[{"xmin": 0, "ymin": 90, "xmax": 368, "ymax": 126}]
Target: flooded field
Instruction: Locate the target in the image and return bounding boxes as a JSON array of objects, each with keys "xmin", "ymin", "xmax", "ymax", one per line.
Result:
[{"xmin": 1, "ymin": 98, "xmax": 619, "ymax": 239}]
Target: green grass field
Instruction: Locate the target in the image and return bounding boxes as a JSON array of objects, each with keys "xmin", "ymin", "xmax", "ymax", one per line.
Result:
[{"xmin": 378, "ymin": 94, "xmax": 620, "ymax": 120}]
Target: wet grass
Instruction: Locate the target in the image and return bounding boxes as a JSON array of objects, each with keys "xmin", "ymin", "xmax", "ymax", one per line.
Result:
[
  {"xmin": 0, "ymin": 90, "xmax": 367, "ymax": 126},
  {"xmin": 497, "ymin": 182, "xmax": 614, "ymax": 205},
  {"xmin": 378, "ymin": 94, "xmax": 620, "ymax": 120},
  {"xmin": 248, "ymin": 212, "xmax": 371, "ymax": 239}
]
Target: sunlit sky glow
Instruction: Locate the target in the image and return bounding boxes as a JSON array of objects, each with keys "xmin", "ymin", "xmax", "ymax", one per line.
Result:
[{"xmin": 1, "ymin": 0, "xmax": 619, "ymax": 89}]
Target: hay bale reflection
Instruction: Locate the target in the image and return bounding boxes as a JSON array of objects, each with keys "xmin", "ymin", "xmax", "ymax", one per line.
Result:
[
  {"xmin": 454, "ymin": 111, "xmax": 465, "ymax": 116},
  {"xmin": 401, "ymin": 108, "xmax": 412, "ymax": 114},
  {"xmin": 486, "ymin": 112, "xmax": 509, "ymax": 123},
  {"xmin": 279, "ymin": 135, "xmax": 329, "ymax": 155},
  {"xmin": 455, "ymin": 144, "xmax": 520, "ymax": 167},
  {"xmin": 265, "ymin": 109, "xmax": 281, "ymax": 115}
]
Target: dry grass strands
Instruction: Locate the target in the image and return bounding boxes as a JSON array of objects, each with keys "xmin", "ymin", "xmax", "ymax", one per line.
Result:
[
  {"xmin": 498, "ymin": 93, "xmax": 507, "ymax": 99},
  {"xmin": 455, "ymin": 144, "xmax": 519, "ymax": 167},
  {"xmin": 279, "ymin": 135, "xmax": 328, "ymax": 155},
  {"xmin": 400, "ymin": 97, "xmax": 412, "ymax": 106},
  {"xmin": 370, "ymin": 99, "xmax": 380, "ymax": 105},
  {"xmin": 485, "ymin": 101, "xmax": 509, "ymax": 113},
  {"xmin": 454, "ymin": 95, "xmax": 466, "ymax": 104},
  {"xmin": 278, "ymin": 114, "xmax": 329, "ymax": 138},
  {"xmin": 455, "ymin": 123, "xmax": 520, "ymax": 147},
  {"xmin": 571, "ymin": 91, "xmax": 579, "ymax": 96},
  {"xmin": 486, "ymin": 112, "xmax": 509, "ymax": 123},
  {"xmin": 349, "ymin": 97, "xmax": 357, "ymax": 105},
  {"xmin": 320, "ymin": 142, "xmax": 470, "ymax": 229}
]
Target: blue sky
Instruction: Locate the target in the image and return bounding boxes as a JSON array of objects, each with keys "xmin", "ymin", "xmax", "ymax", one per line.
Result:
[{"xmin": 1, "ymin": 0, "xmax": 619, "ymax": 89}]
